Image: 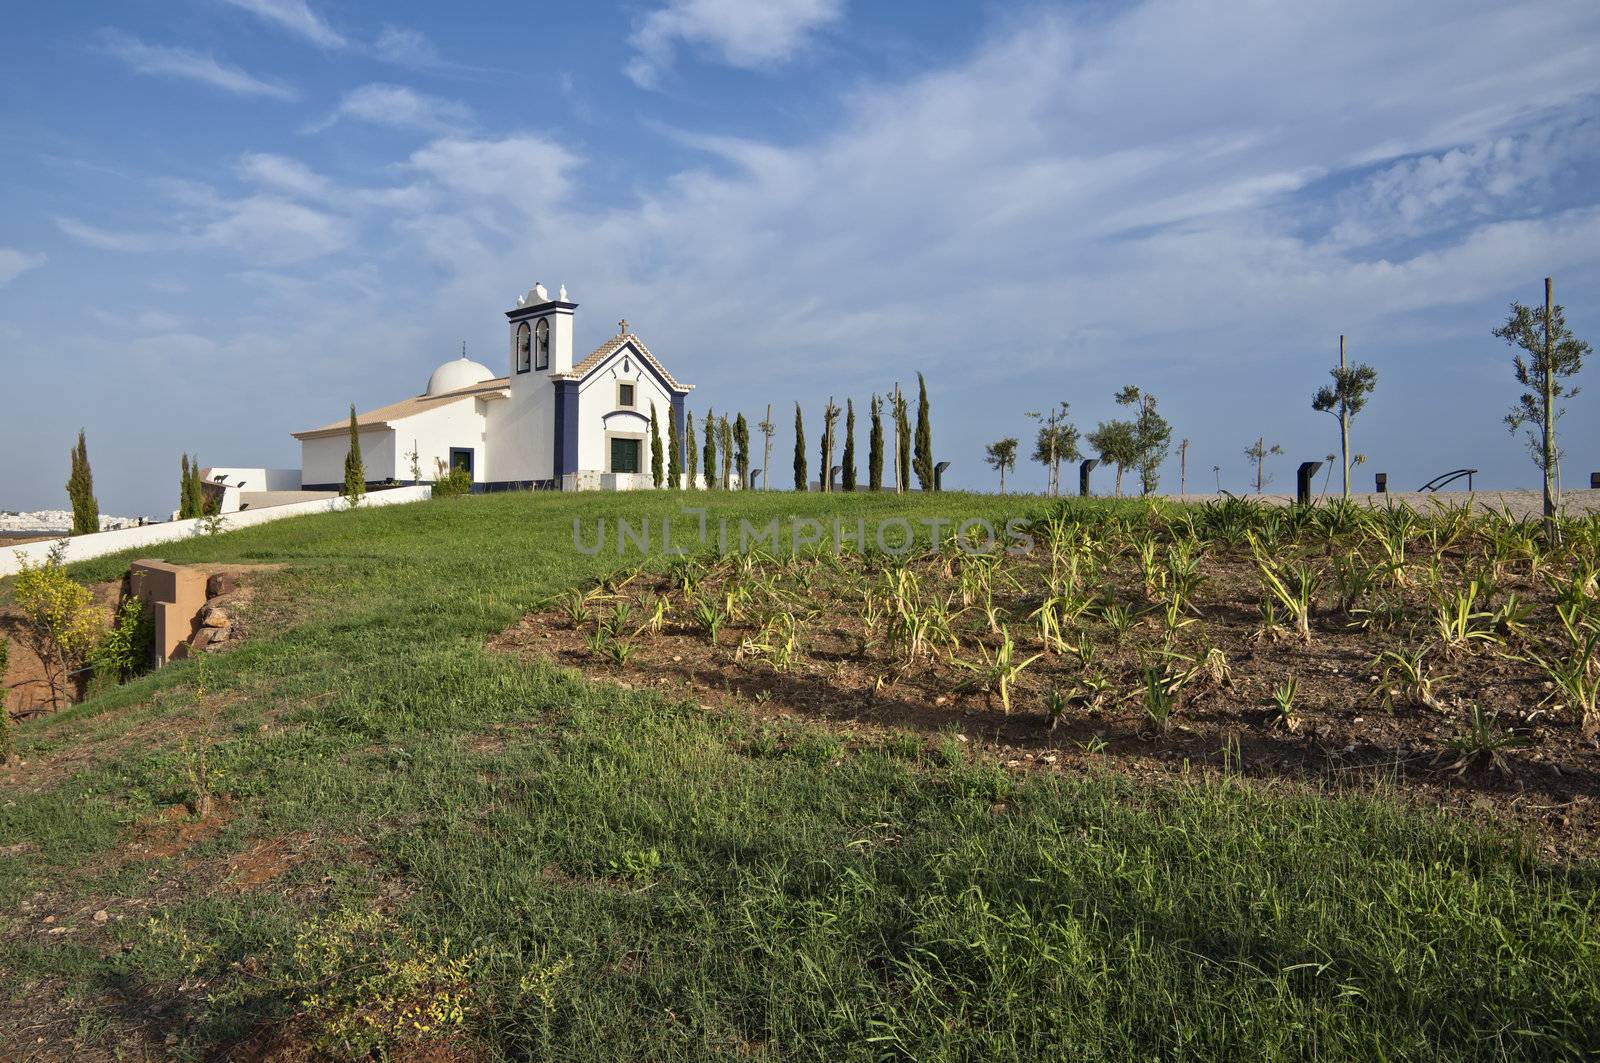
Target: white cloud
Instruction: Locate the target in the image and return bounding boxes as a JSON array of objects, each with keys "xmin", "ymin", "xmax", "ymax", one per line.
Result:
[
  {"xmin": 58, "ymin": 193, "xmax": 353, "ymax": 266},
  {"xmin": 0, "ymin": 248, "xmax": 46, "ymax": 286},
  {"xmin": 237, "ymin": 153, "xmax": 332, "ymax": 199},
  {"xmin": 626, "ymin": 0, "xmax": 845, "ymax": 88},
  {"xmin": 372, "ymin": 26, "xmax": 441, "ymax": 68},
  {"xmin": 97, "ymin": 30, "xmax": 296, "ymax": 99},
  {"xmin": 309, "ymin": 84, "xmax": 474, "ymax": 134},
  {"xmin": 407, "ymin": 136, "xmax": 578, "ymax": 206},
  {"xmin": 216, "ymin": 0, "xmax": 345, "ymax": 48}
]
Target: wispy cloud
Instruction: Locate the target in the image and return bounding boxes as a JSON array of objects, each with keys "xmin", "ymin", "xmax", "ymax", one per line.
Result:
[
  {"xmin": 216, "ymin": 0, "xmax": 345, "ymax": 48},
  {"xmin": 97, "ymin": 30, "xmax": 296, "ymax": 99},
  {"xmin": 58, "ymin": 191, "xmax": 354, "ymax": 266},
  {"xmin": 0, "ymin": 248, "xmax": 46, "ymax": 286},
  {"xmin": 372, "ymin": 26, "xmax": 441, "ymax": 68},
  {"xmin": 626, "ymin": 0, "xmax": 845, "ymax": 88},
  {"xmin": 308, "ymin": 83, "xmax": 474, "ymax": 134}
]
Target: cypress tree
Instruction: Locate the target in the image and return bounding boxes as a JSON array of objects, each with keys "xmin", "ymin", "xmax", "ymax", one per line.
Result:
[
  {"xmin": 180, "ymin": 453, "xmax": 194, "ymax": 519},
  {"xmin": 820, "ymin": 399, "xmax": 838, "ymax": 492},
  {"xmin": 913, "ymin": 372, "xmax": 934, "ymax": 490},
  {"xmin": 650, "ymin": 403, "xmax": 665, "ymax": 487},
  {"xmin": 685, "ymin": 410, "xmax": 697, "ymax": 488},
  {"xmin": 868, "ymin": 395, "xmax": 884, "ymax": 491},
  {"xmin": 793, "ymin": 402, "xmax": 807, "ymax": 491},
  {"xmin": 734, "ymin": 413, "xmax": 750, "ymax": 490},
  {"xmin": 342, "ymin": 405, "xmax": 365, "ymax": 501},
  {"xmin": 667, "ymin": 406, "xmax": 683, "ymax": 488},
  {"xmin": 842, "ymin": 399, "xmax": 857, "ymax": 491},
  {"xmin": 894, "ymin": 391, "xmax": 911, "ymax": 492},
  {"xmin": 719, "ymin": 415, "xmax": 733, "ymax": 490},
  {"xmin": 66, "ymin": 429, "xmax": 98, "ymax": 535},
  {"xmin": 191, "ymin": 456, "xmax": 211, "ymax": 516},
  {"xmin": 702, "ymin": 409, "xmax": 717, "ymax": 490}
]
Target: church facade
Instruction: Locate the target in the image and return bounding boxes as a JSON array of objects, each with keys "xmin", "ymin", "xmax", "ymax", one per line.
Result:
[{"xmin": 293, "ymin": 285, "xmax": 693, "ymax": 491}]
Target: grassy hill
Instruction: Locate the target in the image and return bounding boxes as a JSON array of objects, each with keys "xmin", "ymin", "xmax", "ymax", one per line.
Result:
[{"xmin": 2, "ymin": 491, "xmax": 1597, "ymax": 1060}]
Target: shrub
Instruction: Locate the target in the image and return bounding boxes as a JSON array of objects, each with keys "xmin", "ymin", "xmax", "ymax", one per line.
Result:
[
  {"xmin": 92, "ymin": 594, "xmax": 153, "ymax": 687},
  {"xmin": 431, "ymin": 458, "xmax": 472, "ymax": 498},
  {"xmin": 12, "ymin": 546, "xmax": 103, "ymax": 708}
]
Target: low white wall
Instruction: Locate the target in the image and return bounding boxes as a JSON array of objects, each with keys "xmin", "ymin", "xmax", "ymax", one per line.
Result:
[
  {"xmin": 0, "ymin": 485, "xmax": 432, "ymax": 578},
  {"xmin": 205, "ymin": 467, "xmax": 301, "ymax": 491}
]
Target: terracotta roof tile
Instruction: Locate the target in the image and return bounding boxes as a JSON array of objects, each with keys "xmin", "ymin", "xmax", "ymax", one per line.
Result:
[
  {"xmin": 292, "ymin": 377, "xmax": 509, "ymax": 439},
  {"xmin": 554, "ymin": 333, "xmax": 692, "ymax": 392}
]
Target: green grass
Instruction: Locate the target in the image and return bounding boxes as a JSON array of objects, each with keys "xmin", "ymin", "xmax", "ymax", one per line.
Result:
[{"xmin": 2, "ymin": 490, "xmax": 1597, "ymax": 1060}]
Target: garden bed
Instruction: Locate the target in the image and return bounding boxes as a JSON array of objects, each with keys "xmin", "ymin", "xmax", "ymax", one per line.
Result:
[{"xmin": 497, "ymin": 497, "xmax": 1600, "ymax": 856}]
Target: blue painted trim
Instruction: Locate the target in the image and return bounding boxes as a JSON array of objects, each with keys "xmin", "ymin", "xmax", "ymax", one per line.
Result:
[
  {"xmin": 671, "ymin": 393, "xmax": 686, "ymax": 479},
  {"xmin": 555, "ymin": 379, "xmax": 581, "ymax": 483}
]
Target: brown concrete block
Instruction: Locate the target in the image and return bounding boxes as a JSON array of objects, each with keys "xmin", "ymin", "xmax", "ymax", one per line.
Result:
[{"xmin": 154, "ymin": 600, "xmax": 192, "ymax": 665}]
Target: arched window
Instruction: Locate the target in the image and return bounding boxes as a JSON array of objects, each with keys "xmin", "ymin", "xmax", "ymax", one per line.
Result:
[
  {"xmin": 534, "ymin": 318, "xmax": 551, "ymax": 370},
  {"xmin": 515, "ymin": 322, "xmax": 531, "ymax": 374}
]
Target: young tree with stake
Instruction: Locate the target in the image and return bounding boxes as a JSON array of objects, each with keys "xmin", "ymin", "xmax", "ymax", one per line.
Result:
[
  {"xmin": 1244, "ymin": 437, "xmax": 1284, "ymax": 494},
  {"xmin": 820, "ymin": 398, "xmax": 839, "ymax": 492},
  {"xmin": 985, "ymin": 438, "xmax": 1018, "ymax": 494},
  {"xmin": 757, "ymin": 405, "xmax": 774, "ymax": 491},
  {"xmin": 1497, "ymin": 277, "xmax": 1590, "ymax": 540},
  {"xmin": 1087, "ymin": 420, "xmax": 1139, "ymax": 496},
  {"xmin": 1311, "ymin": 334, "xmax": 1379, "ymax": 499},
  {"xmin": 1027, "ymin": 402, "xmax": 1077, "ymax": 496},
  {"xmin": 893, "ymin": 387, "xmax": 912, "ymax": 493}
]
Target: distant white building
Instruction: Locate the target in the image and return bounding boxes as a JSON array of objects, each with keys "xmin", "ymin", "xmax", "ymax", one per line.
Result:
[{"xmin": 293, "ymin": 284, "xmax": 694, "ymax": 491}]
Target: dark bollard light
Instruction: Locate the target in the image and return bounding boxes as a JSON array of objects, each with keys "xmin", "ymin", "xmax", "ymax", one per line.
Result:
[
  {"xmin": 1375, "ymin": 472, "xmax": 1387, "ymax": 494},
  {"xmin": 1296, "ymin": 461, "xmax": 1323, "ymax": 506},
  {"xmin": 1080, "ymin": 458, "xmax": 1100, "ymax": 497},
  {"xmin": 1591, "ymin": 472, "xmax": 1600, "ymax": 490},
  {"xmin": 750, "ymin": 468, "xmax": 763, "ymax": 489},
  {"xmin": 828, "ymin": 465, "xmax": 842, "ymax": 491},
  {"xmin": 934, "ymin": 461, "xmax": 951, "ymax": 491}
]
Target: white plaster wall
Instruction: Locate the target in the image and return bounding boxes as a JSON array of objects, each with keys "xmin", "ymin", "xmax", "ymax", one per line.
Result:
[
  {"xmin": 574, "ymin": 344, "xmax": 678, "ymax": 475},
  {"xmin": 497, "ymin": 306, "xmax": 572, "ymax": 483},
  {"xmin": 204, "ymin": 467, "xmax": 301, "ymax": 491},
  {"xmin": 388, "ymin": 398, "xmax": 494, "ymax": 482},
  {"xmin": 301, "ymin": 428, "xmax": 396, "ymax": 486},
  {"xmin": 494, "ymin": 372, "xmax": 554, "ymax": 482},
  {"xmin": 0, "ymin": 486, "xmax": 432, "ymax": 578}
]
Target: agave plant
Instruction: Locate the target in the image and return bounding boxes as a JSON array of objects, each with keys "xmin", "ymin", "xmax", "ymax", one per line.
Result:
[{"xmin": 950, "ymin": 625, "xmax": 1043, "ymax": 714}]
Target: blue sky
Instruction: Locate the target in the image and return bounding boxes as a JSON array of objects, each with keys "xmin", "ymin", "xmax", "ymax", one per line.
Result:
[{"xmin": 2, "ymin": 0, "xmax": 1599, "ymax": 515}]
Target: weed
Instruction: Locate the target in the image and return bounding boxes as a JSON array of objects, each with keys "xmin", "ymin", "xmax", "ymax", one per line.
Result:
[
  {"xmin": 951, "ymin": 625, "xmax": 1043, "ymax": 714},
  {"xmin": 1443, "ymin": 704, "xmax": 1527, "ymax": 776},
  {"xmin": 1266, "ymin": 675, "xmax": 1300, "ymax": 732}
]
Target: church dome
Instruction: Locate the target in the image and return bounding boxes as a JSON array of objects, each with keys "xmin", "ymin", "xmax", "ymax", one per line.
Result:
[{"xmin": 426, "ymin": 355, "xmax": 495, "ymax": 396}]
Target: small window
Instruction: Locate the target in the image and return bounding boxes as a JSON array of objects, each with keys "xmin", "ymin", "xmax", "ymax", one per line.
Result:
[
  {"xmin": 610, "ymin": 437, "xmax": 641, "ymax": 474},
  {"xmin": 534, "ymin": 318, "xmax": 550, "ymax": 371},
  {"xmin": 618, "ymin": 382, "xmax": 636, "ymax": 408},
  {"xmin": 515, "ymin": 322, "xmax": 531, "ymax": 374}
]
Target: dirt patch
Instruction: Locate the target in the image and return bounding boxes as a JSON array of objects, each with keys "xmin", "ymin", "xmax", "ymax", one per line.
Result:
[
  {"xmin": 124, "ymin": 799, "xmax": 236, "ymax": 861},
  {"xmin": 219, "ymin": 833, "xmax": 313, "ymax": 894},
  {"xmin": 495, "ymin": 507, "xmax": 1600, "ymax": 859}
]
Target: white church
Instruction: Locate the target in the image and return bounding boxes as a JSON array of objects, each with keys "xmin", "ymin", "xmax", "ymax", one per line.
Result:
[{"xmin": 293, "ymin": 284, "xmax": 694, "ymax": 492}]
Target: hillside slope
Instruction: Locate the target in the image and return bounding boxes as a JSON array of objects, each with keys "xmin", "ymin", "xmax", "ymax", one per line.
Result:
[{"xmin": 2, "ymin": 492, "xmax": 1597, "ymax": 1060}]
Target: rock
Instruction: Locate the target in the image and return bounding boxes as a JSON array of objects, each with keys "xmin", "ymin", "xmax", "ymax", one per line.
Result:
[
  {"xmin": 202, "ymin": 607, "xmax": 231, "ymax": 629},
  {"xmin": 92, "ymin": 909, "xmax": 108, "ymax": 923},
  {"xmin": 206, "ymin": 573, "xmax": 238, "ymax": 598}
]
